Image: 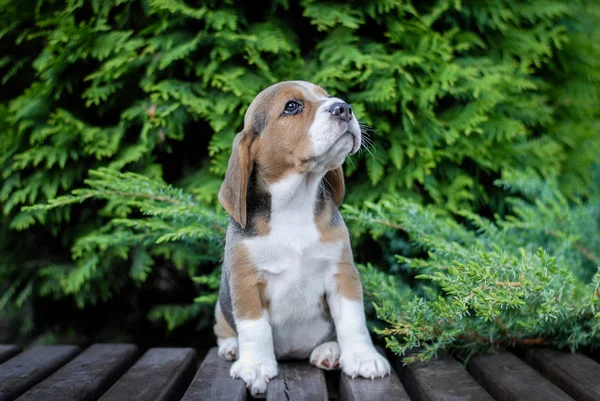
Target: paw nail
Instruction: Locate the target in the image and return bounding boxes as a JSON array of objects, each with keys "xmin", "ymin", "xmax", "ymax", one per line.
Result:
[{"xmin": 323, "ymin": 359, "xmax": 330, "ymax": 368}]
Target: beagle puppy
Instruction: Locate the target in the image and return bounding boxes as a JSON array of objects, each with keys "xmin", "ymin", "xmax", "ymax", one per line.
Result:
[{"xmin": 214, "ymin": 80, "xmax": 391, "ymax": 395}]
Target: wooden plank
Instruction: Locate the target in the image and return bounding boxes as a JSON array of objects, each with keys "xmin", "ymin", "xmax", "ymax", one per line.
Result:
[
  {"xmin": 99, "ymin": 348, "xmax": 196, "ymax": 401},
  {"xmin": 467, "ymin": 351, "xmax": 574, "ymax": 401},
  {"xmin": 0, "ymin": 346, "xmax": 20, "ymax": 364},
  {"xmin": 339, "ymin": 348, "xmax": 410, "ymax": 401},
  {"xmin": 339, "ymin": 368, "xmax": 410, "ymax": 401},
  {"xmin": 0, "ymin": 345, "xmax": 80, "ymax": 401},
  {"xmin": 526, "ymin": 348, "xmax": 600, "ymax": 401},
  {"xmin": 180, "ymin": 347, "xmax": 246, "ymax": 401},
  {"xmin": 398, "ymin": 352, "xmax": 494, "ymax": 401},
  {"xmin": 266, "ymin": 362, "xmax": 328, "ymax": 401},
  {"xmin": 15, "ymin": 343, "xmax": 138, "ymax": 401}
]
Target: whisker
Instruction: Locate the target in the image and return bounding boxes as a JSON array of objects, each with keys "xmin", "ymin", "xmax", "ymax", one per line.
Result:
[
  {"xmin": 360, "ymin": 132, "xmax": 375, "ymax": 148},
  {"xmin": 362, "ymin": 144, "xmax": 375, "ymax": 159},
  {"xmin": 360, "ymin": 136, "xmax": 376, "ymax": 159},
  {"xmin": 361, "ymin": 136, "xmax": 374, "ymax": 146},
  {"xmin": 345, "ymin": 156, "xmax": 356, "ymax": 170},
  {"xmin": 357, "ymin": 121, "xmax": 376, "ymax": 160},
  {"xmin": 359, "ymin": 123, "xmax": 378, "ymax": 134}
]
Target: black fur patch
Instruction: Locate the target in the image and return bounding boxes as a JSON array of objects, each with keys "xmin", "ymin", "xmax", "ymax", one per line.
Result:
[
  {"xmin": 218, "ymin": 267, "xmax": 236, "ymax": 331},
  {"xmin": 228, "ymin": 168, "xmax": 272, "ymax": 237},
  {"xmin": 314, "ymin": 184, "xmax": 327, "ymax": 216},
  {"xmin": 252, "ymin": 107, "xmax": 268, "ymax": 134}
]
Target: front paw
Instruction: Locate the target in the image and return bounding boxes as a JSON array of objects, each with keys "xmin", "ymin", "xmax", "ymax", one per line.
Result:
[
  {"xmin": 230, "ymin": 357, "xmax": 278, "ymax": 396},
  {"xmin": 340, "ymin": 346, "xmax": 391, "ymax": 379},
  {"xmin": 310, "ymin": 341, "xmax": 341, "ymax": 370},
  {"xmin": 217, "ymin": 337, "xmax": 238, "ymax": 361}
]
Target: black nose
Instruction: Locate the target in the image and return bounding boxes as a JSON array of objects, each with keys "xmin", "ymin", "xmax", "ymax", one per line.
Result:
[{"xmin": 329, "ymin": 102, "xmax": 353, "ymax": 122}]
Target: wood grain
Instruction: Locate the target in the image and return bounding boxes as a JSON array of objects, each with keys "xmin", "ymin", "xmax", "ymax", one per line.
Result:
[
  {"xmin": 398, "ymin": 352, "xmax": 494, "ymax": 401},
  {"xmin": 339, "ymin": 347, "xmax": 410, "ymax": 401},
  {"xmin": 0, "ymin": 346, "xmax": 20, "ymax": 364},
  {"xmin": 266, "ymin": 362, "xmax": 327, "ymax": 401},
  {"xmin": 468, "ymin": 351, "xmax": 574, "ymax": 401},
  {"xmin": 180, "ymin": 347, "xmax": 246, "ymax": 401},
  {"xmin": 15, "ymin": 343, "xmax": 138, "ymax": 401},
  {"xmin": 99, "ymin": 347, "xmax": 196, "ymax": 401},
  {"xmin": 526, "ymin": 348, "xmax": 600, "ymax": 401},
  {"xmin": 0, "ymin": 345, "xmax": 80, "ymax": 401}
]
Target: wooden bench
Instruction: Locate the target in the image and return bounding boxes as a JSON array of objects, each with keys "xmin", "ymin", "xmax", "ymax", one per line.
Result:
[{"xmin": 1, "ymin": 343, "xmax": 599, "ymax": 400}]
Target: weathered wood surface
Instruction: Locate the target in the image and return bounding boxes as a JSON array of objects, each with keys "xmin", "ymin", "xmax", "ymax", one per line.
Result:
[
  {"xmin": 2, "ymin": 342, "xmax": 600, "ymax": 400},
  {"xmin": 99, "ymin": 348, "xmax": 196, "ymax": 401},
  {"xmin": 468, "ymin": 351, "xmax": 574, "ymax": 401},
  {"xmin": 398, "ymin": 352, "xmax": 494, "ymax": 401},
  {"xmin": 0, "ymin": 346, "xmax": 20, "ymax": 364},
  {"xmin": 526, "ymin": 348, "xmax": 600, "ymax": 401},
  {"xmin": 0, "ymin": 345, "xmax": 80, "ymax": 401},
  {"xmin": 180, "ymin": 348, "xmax": 246, "ymax": 401},
  {"xmin": 340, "ymin": 347, "xmax": 410, "ymax": 401},
  {"xmin": 266, "ymin": 362, "xmax": 328, "ymax": 401},
  {"xmin": 339, "ymin": 368, "xmax": 411, "ymax": 401},
  {"xmin": 16, "ymin": 343, "xmax": 138, "ymax": 401}
]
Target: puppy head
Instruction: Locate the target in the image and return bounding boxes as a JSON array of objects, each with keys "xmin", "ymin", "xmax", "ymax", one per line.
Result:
[{"xmin": 219, "ymin": 80, "xmax": 361, "ymax": 228}]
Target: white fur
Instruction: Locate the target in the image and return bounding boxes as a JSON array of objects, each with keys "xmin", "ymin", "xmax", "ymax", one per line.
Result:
[
  {"xmin": 241, "ymin": 172, "xmax": 390, "ymax": 379},
  {"xmin": 226, "ymin": 83, "xmax": 389, "ymax": 392},
  {"xmin": 310, "ymin": 341, "xmax": 340, "ymax": 370},
  {"xmin": 325, "ymin": 296, "xmax": 391, "ymax": 378},
  {"xmin": 230, "ymin": 316, "xmax": 278, "ymax": 396},
  {"xmin": 308, "ymin": 97, "xmax": 361, "ymax": 159},
  {"xmin": 217, "ymin": 337, "xmax": 238, "ymax": 361},
  {"xmin": 244, "ymin": 174, "xmax": 342, "ymax": 358}
]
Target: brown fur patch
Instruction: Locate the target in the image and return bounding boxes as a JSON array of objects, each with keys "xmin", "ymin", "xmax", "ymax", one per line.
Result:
[
  {"xmin": 218, "ymin": 131, "xmax": 256, "ymax": 228},
  {"xmin": 311, "ymin": 85, "xmax": 329, "ymax": 98},
  {"xmin": 324, "ymin": 167, "xmax": 345, "ymax": 206},
  {"xmin": 251, "ymin": 215, "xmax": 271, "ymax": 236},
  {"xmin": 214, "ymin": 301, "xmax": 237, "ymax": 338},
  {"xmin": 229, "ymin": 244, "xmax": 269, "ymax": 319},
  {"xmin": 314, "ymin": 191, "xmax": 360, "ymax": 299},
  {"xmin": 316, "ymin": 201, "xmax": 347, "ymax": 243},
  {"xmin": 335, "ymin": 246, "xmax": 363, "ymax": 301},
  {"xmin": 248, "ymin": 82, "xmax": 325, "ymax": 183}
]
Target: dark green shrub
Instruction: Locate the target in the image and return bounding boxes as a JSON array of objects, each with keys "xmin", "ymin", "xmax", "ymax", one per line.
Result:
[
  {"xmin": 347, "ymin": 169, "xmax": 600, "ymax": 362},
  {"xmin": 1, "ymin": 0, "xmax": 599, "ymax": 354}
]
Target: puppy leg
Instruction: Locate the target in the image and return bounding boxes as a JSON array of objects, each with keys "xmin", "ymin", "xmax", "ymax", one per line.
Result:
[
  {"xmin": 227, "ymin": 246, "xmax": 278, "ymax": 396},
  {"xmin": 230, "ymin": 316, "xmax": 278, "ymax": 396},
  {"xmin": 310, "ymin": 341, "xmax": 340, "ymax": 370},
  {"xmin": 214, "ymin": 302, "xmax": 238, "ymax": 361},
  {"xmin": 327, "ymin": 248, "xmax": 391, "ymax": 379}
]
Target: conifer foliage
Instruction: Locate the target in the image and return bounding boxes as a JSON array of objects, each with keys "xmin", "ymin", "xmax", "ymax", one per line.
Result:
[
  {"xmin": 1, "ymin": 0, "xmax": 599, "ymax": 354},
  {"xmin": 346, "ymin": 169, "xmax": 600, "ymax": 362}
]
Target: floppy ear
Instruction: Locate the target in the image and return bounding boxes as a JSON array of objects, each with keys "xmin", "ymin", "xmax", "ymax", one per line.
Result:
[
  {"xmin": 218, "ymin": 130, "xmax": 255, "ymax": 228},
  {"xmin": 324, "ymin": 166, "xmax": 345, "ymax": 206}
]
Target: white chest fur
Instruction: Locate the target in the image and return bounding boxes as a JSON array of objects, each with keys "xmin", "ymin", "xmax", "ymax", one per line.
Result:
[{"xmin": 243, "ymin": 174, "xmax": 343, "ymax": 358}]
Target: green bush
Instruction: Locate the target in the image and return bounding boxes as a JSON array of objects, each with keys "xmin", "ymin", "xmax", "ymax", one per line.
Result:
[
  {"xmin": 347, "ymin": 169, "xmax": 600, "ymax": 362},
  {"xmin": 1, "ymin": 0, "xmax": 599, "ymax": 356}
]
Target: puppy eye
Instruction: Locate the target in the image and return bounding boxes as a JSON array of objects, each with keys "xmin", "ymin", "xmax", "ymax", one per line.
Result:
[{"xmin": 283, "ymin": 101, "xmax": 302, "ymax": 114}]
